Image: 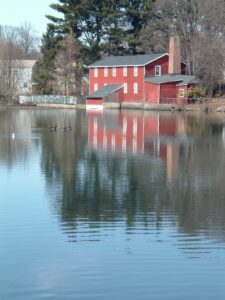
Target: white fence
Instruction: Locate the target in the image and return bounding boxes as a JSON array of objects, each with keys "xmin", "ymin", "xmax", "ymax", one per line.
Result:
[{"xmin": 19, "ymin": 95, "xmax": 78, "ymax": 105}]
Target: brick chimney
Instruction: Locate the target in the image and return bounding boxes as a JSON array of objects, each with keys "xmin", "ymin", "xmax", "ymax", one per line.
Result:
[{"xmin": 168, "ymin": 36, "xmax": 181, "ymax": 75}]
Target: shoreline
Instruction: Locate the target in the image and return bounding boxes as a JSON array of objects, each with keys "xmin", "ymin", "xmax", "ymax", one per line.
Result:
[{"xmin": 2, "ymin": 98, "xmax": 225, "ymax": 112}]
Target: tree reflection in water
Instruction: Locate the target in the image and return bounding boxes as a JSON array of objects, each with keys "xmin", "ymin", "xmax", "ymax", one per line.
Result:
[
  {"xmin": 39, "ymin": 110, "xmax": 225, "ymax": 243},
  {"xmin": 1, "ymin": 108, "xmax": 225, "ymax": 245}
]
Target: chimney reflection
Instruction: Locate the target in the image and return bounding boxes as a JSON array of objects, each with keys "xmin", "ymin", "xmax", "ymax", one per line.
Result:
[{"xmin": 88, "ymin": 111, "xmax": 187, "ymax": 181}]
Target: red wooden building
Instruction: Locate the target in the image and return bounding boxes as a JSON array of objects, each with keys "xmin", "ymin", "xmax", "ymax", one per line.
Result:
[{"xmin": 86, "ymin": 37, "xmax": 198, "ymax": 108}]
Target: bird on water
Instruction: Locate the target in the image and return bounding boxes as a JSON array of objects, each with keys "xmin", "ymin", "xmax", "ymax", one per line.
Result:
[
  {"xmin": 48, "ymin": 125, "xmax": 57, "ymax": 131},
  {"xmin": 63, "ymin": 126, "xmax": 71, "ymax": 131}
]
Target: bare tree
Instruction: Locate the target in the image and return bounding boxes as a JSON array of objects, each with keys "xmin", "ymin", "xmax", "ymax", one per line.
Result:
[
  {"xmin": 0, "ymin": 24, "xmax": 40, "ymax": 102},
  {"xmin": 141, "ymin": 0, "xmax": 225, "ymax": 95},
  {"xmin": 0, "ymin": 26, "xmax": 24, "ymax": 101},
  {"xmin": 17, "ymin": 22, "xmax": 40, "ymax": 58},
  {"xmin": 53, "ymin": 32, "xmax": 83, "ymax": 95},
  {"xmin": 0, "ymin": 25, "xmax": 19, "ymax": 44}
]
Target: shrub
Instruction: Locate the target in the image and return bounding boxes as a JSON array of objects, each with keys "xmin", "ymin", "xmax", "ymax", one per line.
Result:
[{"xmin": 188, "ymin": 86, "xmax": 207, "ymax": 101}]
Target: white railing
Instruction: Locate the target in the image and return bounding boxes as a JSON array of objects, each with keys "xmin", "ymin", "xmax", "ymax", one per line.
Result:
[{"xmin": 19, "ymin": 95, "xmax": 78, "ymax": 105}]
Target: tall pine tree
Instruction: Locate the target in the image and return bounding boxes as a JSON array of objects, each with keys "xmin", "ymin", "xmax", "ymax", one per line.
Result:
[
  {"xmin": 46, "ymin": 0, "xmax": 156, "ymax": 61},
  {"xmin": 123, "ymin": 0, "xmax": 156, "ymax": 54}
]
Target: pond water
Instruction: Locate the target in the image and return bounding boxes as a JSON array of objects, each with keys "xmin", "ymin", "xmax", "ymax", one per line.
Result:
[{"xmin": 1, "ymin": 108, "xmax": 225, "ymax": 300}]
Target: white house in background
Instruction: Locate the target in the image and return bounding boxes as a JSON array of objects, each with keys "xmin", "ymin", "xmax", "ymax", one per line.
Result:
[{"xmin": 13, "ymin": 60, "xmax": 37, "ymax": 94}]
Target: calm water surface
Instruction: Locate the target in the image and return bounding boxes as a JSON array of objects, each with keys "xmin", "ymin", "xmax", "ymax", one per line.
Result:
[{"xmin": 1, "ymin": 108, "xmax": 225, "ymax": 299}]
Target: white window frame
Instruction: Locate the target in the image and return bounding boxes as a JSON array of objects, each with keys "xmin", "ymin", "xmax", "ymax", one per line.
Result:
[
  {"xmin": 179, "ymin": 88, "xmax": 185, "ymax": 98},
  {"xmin": 94, "ymin": 68, "xmax": 98, "ymax": 78},
  {"xmin": 104, "ymin": 67, "xmax": 108, "ymax": 77},
  {"xmin": 134, "ymin": 66, "xmax": 138, "ymax": 77},
  {"xmin": 134, "ymin": 83, "xmax": 138, "ymax": 94},
  {"xmin": 155, "ymin": 65, "xmax": 161, "ymax": 76},
  {"xmin": 124, "ymin": 83, "xmax": 128, "ymax": 94},
  {"xmin": 123, "ymin": 66, "xmax": 127, "ymax": 77},
  {"xmin": 94, "ymin": 83, "xmax": 98, "ymax": 91},
  {"xmin": 112, "ymin": 67, "xmax": 117, "ymax": 77}
]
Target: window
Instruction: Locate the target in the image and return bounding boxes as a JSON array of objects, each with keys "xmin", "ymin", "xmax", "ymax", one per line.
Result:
[
  {"xmin": 134, "ymin": 83, "xmax": 138, "ymax": 94},
  {"xmin": 123, "ymin": 67, "xmax": 127, "ymax": 77},
  {"xmin": 112, "ymin": 67, "xmax": 117, "ymax": 77},
  {"xmin": 104, "ymin": 67, "xmax": 108, "ymax": 77},
  {"xmin": 94, "ymin": 68, "xmax": 98, "ymax": 78},
  {"xmin": 134, "ymin": 66, "xmax": 138, "ymax": 77},
  {"xmin": 155, "ymin": 65, "xmax": 161, "ymax": 76},
  {"xmin": 179, "ymin": 89, "xmax": 185, "ymax": 97},
  {"xmin": 23, "ymin": 82, "xmax": 28, "ymax": 88},
  {"xmin": 94, "ymin": 83, "xmax": 98, "ymax": 91},
  {"xmin": 124, "ymin": 83, "xmax": 128, "ymax": 94}
]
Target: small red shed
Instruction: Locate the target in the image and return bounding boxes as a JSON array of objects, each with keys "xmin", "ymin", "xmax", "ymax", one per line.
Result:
[{"xmin": 86, "ymin": 84, "xmax": 123, "ymax": 109}]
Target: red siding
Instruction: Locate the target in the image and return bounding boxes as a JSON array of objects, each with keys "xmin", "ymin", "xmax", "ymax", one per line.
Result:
[
  {"xmin": 144, "ymin": 56, "xmax": 186, "ymax": 76},
  {"xmin": 145, "ymin": 55, "xmax": 169, "ymax": 76},
  {"xmin": 159, "ymin": 115, "xmax": 176, "ymax": 136},
  {"xmin": 144, "ymin": 114, "xmax": 159, "ymax": 136},
  {"xmin": 116, "ymin": 87, "xmax": 125, "ymax": 102},
  {"xmin": 88, "ymin": 112, "xmax": 187, "ymax": 161},
  {"xmin": 145, "ymin": 82, "xmax": 159, "ymax": 104},
  {"xmin": 160, "ymin": 83, "xmax": 177, "ymax": 104},
  {"xmin": 86, "ymin": 99, "xmax": 103, "ymax": 106},
  {"xmin": 89, "ymin": 54, "xmax": 189, "ymax": 104},
  {"xmin": 88, "ymin": 112, "xmax": 145, "ymax": 154},
  {"xmin": 89, "ymin": 66, "xmax": 145, "ymax": 102}
]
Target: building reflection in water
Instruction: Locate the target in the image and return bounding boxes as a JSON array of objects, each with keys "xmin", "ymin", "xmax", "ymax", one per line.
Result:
[
  {"xmin": 88, "ymin": 110, "xmax": 187, "ymax": 182},
  {"xmin": 2, "ymin": 109, "xmax": 225, "ymax": 254}
]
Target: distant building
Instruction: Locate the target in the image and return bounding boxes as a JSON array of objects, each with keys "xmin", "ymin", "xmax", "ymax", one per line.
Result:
[
  {"xmin": 13, "ymin": 60, "xmax": 37, "ymax": 95},
  {"xmin": 86, "ymin": 37, "xmax": 199, "ymax": 108}
]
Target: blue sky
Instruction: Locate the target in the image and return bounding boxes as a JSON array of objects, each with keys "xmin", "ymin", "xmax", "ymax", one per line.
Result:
[{"xmin": 0, "ymin": 0, "xmax": 59, "ymax": 36}]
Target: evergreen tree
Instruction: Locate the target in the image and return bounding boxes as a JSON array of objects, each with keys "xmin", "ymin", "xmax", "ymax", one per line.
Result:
[
  {"xmin": 34, "ymin": 0, "xmax": 157, "ymax": 94},
  {"xmin": 46, "ymin": 0, "xmax": 156, "ymax": 60},
  {"xmin": 32, "ymin": 27, "xmax": 61, "ymax": 94},
  {"xmin": 46, "ymin": 0, "xmax": 106, "ymax": 63},
  {"xmin": 123, "ymin": 0, "xmax": 156, "ymax": 54},
  {"xmin": 101, "ymin": 0, "xmax": 126, "ymax": 56}
]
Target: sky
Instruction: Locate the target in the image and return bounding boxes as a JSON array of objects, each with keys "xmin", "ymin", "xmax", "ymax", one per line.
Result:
[{"xmin": 0, "ymin": 0, "xmax": 59, "ymax": 36}]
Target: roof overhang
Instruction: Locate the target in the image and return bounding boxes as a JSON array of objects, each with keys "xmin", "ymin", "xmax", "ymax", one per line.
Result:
[
  {"xmin": 86, "ymin": 84, "xmax": 123, "ymax": 99},
  {"xmin": 88, "ymin": 54, "xmax": 169, "ymax": 68},
  {"xmin": 145, "ymin": 75, "xmax": 198, "ymax": 86}
]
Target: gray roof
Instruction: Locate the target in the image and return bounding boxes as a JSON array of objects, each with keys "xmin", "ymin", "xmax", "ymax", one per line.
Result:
[
  {"xmin": 87, "ymin": 84, "xmax": 123, "ymax": 99},
  {"xmin": 145, "ymin": 74, "xmax": 199, "ymax": 86},
  {"xmin": 88, "ymin": 53, "xmax": 168, "ymax": 68}
]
